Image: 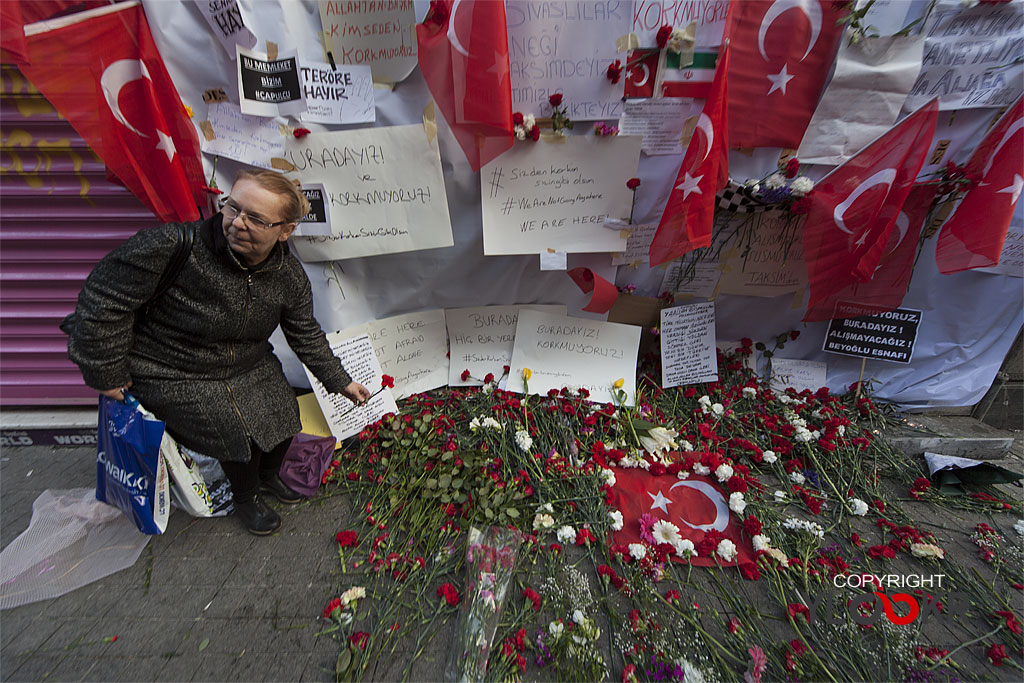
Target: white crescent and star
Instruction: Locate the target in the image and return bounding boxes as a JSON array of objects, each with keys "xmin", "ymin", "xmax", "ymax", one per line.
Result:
[
  {"xmin": 100, "ymin": 59, "xmax": 152, "ymax": 138},
  {"xmin": 767, "ymin": 64, "xmax": 795, "ymax": 95},
  {"xmin": 696, "ymin": 113, "xmax": 714, "ymax": 164},
  {"xmin": 648, "ymin": 490, "xmax": 672, "ymax": 514},
  {"xmin": 834, "ymin": 168, "xmax": 897, "ymax": 245},
  {"xmin": 997, "ymin": 174, "xmax": 1024, "ymax": 204},
  {"xmin": 758, "ymin": 0, "xmax": 822, "ymax": 62},
  {"xmin": 646, "ymin": 482, "xmax": 730, "ymax": 533},
  {"xmin": 676, "ymin": 172, "xmax": 704, "ymax": 200},
  {"xmin": 447, "ymin": 0, "xmax": 470, "ymax": 58},
  {"xmin": 630, "ymin": 62, "xmax": 651, "ymax": 88}
]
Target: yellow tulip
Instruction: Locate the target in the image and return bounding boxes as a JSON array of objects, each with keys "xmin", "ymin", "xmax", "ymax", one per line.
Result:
[
  {"xmin": 613, "ymin": 378, "xmax": 624, "ymax": 389},
  {"xmin": 522, "ymin": 368, "xmax": 532, "ymax": 381}
]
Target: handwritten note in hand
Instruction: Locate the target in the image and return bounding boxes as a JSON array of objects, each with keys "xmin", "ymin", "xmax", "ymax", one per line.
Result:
[
  {"xmin": 481, "ymin": 136, "xmax": 641, "ymax": 255},
  {"xmin": 303, "ymin": 334, "xmax": 397, "ymax": 440},
  {"xmin": 660, "ymin": 302, "xmax": 718, "ymax": 388}
]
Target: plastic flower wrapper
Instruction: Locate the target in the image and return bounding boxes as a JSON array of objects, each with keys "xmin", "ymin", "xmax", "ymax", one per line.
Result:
[{"xmin": 443, "ymin": 525, "xmax": 524, "ymax": 682}]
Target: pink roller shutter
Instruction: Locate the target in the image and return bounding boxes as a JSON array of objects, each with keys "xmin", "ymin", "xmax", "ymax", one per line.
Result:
[{"xmin": 1, "ymin": 65, "xmax": 159, "ymax": 406}]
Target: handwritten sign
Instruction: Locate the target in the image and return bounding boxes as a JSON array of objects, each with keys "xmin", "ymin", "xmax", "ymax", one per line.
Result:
[
  {"xmin": 660, "ymin": 302, "xmax": 717, "ymax": 388},
  {"xmin": 481, "ymin": 136, "xmax": 641, "ymax": 255},
  {"xmin": 717, "ymin": 212, "xmax": 807, "ymax": 296},
  {"xmin": 193, "ymin": 0, "xmax": 256, "ymax": 57},
  {"xmin": 769, "ymin": 358, "xmax": 828, "ymax": 394},
  {"xmin": 631, "ymin": 0, "xmax": 730, "ymax": 48},
  {"xmin": 298, "ymin": 60, "xmax": 375, "ymax": 125},
  {"xmin": 446, "ymin": 304, "xmax": 566, "ymax": 386},
  {"xmin": 237, "ymin": 46, "xmax": 306, "ymax": 117},
  {"xmin": 303, "ymin": 334, "xmax": 398, "ymax": 440},
  {"xmin": 505, "ymin": 1, "xmax": 630, "ymax": 120},
  {"xmin": 660, "ymin": 261, "xmax": 721, "ymax": 298},
  {"xmin": 977, "ymin": 209, "xmax": 1023, "ymax": 277},
  {"xmin": 905, "ymin": 0, "xmax": 1024, "ymax": 110},
  {"xmin": 506, "ymin": 309, "xmax": 641, "ymax": 405},
  {"xmin": 201, "ymin": 102, "xmax": 283, "ymax": 169},
  {"xmin": 823, "ymin": 306, "xmax": 922, "ymax": 364},
  {"xmin": 331, "ymin": 310, "xmax": 449, "ymax": 399},
  {"xmin": 318, "ymin": 0, "xmax": 418, "ymax": 83},
  {"xmin": 611, "ymin": 222, "xmax": 656, "ymax": 266},
  {"xmin": 618, "ymin": 99, "xmax": 697, "ymax": 155},
  {"xmin": 284, "ymin": 125, "xmax": 454, "ymax": 261}
]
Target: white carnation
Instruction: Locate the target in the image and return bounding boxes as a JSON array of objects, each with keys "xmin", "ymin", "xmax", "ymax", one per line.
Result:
[
  {"xmin": 762, "ymin": 450, "xmax": 777, "ymax": 464},
  {"xmin": 679, "ymin": 439, "xmax": 694, "ymax": 452},
  {"xmin": 523, "ymin": 113, "xmax": 536, "ymax": 130},
  {"xmin": 729, "ymin": 492, "xmax": 746, "ymax": 514},
  {"xmin": 673, "ymin": 538, "xmax": 696, "ymax": 558},
  {"xmin": 628, "ymin": 543, "xmax": 647, "ymax": 560},
  {"xmin": 790, "ymin": 176, "xmax": 814, "ymax": 196},
  {"xmin": 481, "ymin": 417, "xmax": 502, "ymax": 430},
  {"xmin": 849, "ymin": 498, "xmax": 869, "ymax": 516},
  {"xmin": 601, "ymin": 468, "xmax": 617, "ymax": 487},
  {"xmin": 789, "ymin": 471, "xmax": 806, "ymax": 485},
  {"xmin": 715, "ymin": 463, "xmax": 734, "ymax": 482},
  {"xmin": 711, "ymin": 402, "xmax": 725, "ymax": 417},
  {"xmin": 693, "ymin": 463, "xmax": 711, "ymax": 476},
  {"xmin": 774, "ymin": 490, "xmax": 787, "ymax": 502},
  {"xmin": 764, "ymin": 172, "xmax": 786, "ymax": 189},
  {"xmin": 716, "ymin": 539, "xmax": 738, "ymax": 562},
  {"xmin": 1015, "ymin": 519, "xmax": 1024, "ymax": 537},
  {"xmin": 533, "ymin": 513, "xmax": 555, "ymax": 531},
  {"xmin": 515, "ymin": 429, "xmax": 533, "ymax": 452},
  {"xmin": 742, "ymin": 387, "xmax": 757, "ymax": 398},
  {"xmin": 555, "ymin": 525, "xmax": 576, "ymax": 543},
  {"xmin": 609, "ymin": 509, "xmax": 624, "ymax": 531},
  {"xmin": 752, "ymin": 534, "xmax": 771, "ymax": 552}
]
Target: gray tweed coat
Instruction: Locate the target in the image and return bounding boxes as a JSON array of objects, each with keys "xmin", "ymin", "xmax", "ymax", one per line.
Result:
[{"xmin": 64, "ymin": 215, "xmax": 352, "ymax": 463}]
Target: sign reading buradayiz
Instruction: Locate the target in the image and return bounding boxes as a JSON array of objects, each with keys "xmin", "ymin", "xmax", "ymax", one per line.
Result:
[{"xmin": 823, "ymin": 306, "xmax": 922, "ymax": 364}]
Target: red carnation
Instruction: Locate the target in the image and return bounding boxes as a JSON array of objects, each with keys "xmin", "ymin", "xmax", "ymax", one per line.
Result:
[
  {"xmin": 606, "ymin": 59, "xmax": 623, "ymax": 84},
  {"xmin": 349, "ymin": 631, "xmax": 370, "ymax": 650},
  {"xmin": 743, "ymin": 517, "xmax": 763, "ymax": 536},
  {"xmin": 381, "ymin": 374, "xmax": 395, "ymax": 389},
  {"xmin": 656, "ymin": 24, "xmax": 672, "ymax": 48},
  {"xmin": 986, "ymin": 643, "xmax": 1007, "ymax": 666},
  {"xmin": 548, "ymin": 92, "xmax": 563, "ymax": 108},
  {"xmin": 437, "ymin": 582, "xmax": 460, "ymax": 606},
  {"xmin": 787, "ymin": 603, "xmax": 810, "ymax": 623},
  {"xmin": 336, "ymin": 530, "xmax": 358, "ymax": 547},
  {"xmin": 293, "ymin": 127, "xmax": 311, "ymax": 139},
  {"xmin": 522, "ymin": 587, "xmax": 541, "ymax": 611},
  {"xmin": 322, "ymin": 597, "xmax": 342, "ymax": 619},
  {"xmin": 460, "ymin": 369, "xmax": 471, "ymax": 381},
  {"xmin": 739, "ymin": 562, "xmax": 761, "ymax": 581},
  {"xmin": 512, "ymin": 112, "xmax": 524, "ymax": 127},
  {"xmin": 529, "ymin": 126, "xmax": 541, "ymax": 141},
  {"xmin": 626, "ymin": 177, "xmax": 641, "ymax": 190},
  {"xmin": 484, "ymin": 372, "xmax": 494, "ymax": 383},
  {"xmin": 784, "ymin": 158, "xmax": 800, "ymax": 178}
]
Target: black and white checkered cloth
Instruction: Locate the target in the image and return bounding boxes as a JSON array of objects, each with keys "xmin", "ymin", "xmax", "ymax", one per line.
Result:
[{"xmin": 716, "ymin": 180, "xmax": 773, "ymax": 214}]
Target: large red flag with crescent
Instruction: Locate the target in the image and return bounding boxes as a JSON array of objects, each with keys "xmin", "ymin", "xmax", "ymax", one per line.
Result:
[
  {"xmin": 17, "ymin": 1, "xmax": 206, "ymax": 222},
  {"xmin": 416, "ymin": 0, "xmax": 514, "ymax": 172},
  {"xmin": 802, "ymin": 100, "xmax": 939, "ymax": 322},
  {"xmin": 727, "ymin": 0, "xmax": 847, "ymax": 149},
  {"xmin": 607, "ymin": 465, "xmax": 754, "ymax": 568},
  {"xmin": 936, "ymin": 97, "xmax": 1024, "ymax": 274},
  {"xmin": 804, "ymin": 184, "xmax": 937, "ymax": 321},
  {"xmin": 649, "ymin": 44, "xmax": 730, "ymax": 267}
]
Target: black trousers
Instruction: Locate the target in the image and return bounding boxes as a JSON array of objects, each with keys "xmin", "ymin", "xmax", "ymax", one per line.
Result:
[{"xmin": 221, "ymin": 437, "xmax": 292, "ymax": 503}]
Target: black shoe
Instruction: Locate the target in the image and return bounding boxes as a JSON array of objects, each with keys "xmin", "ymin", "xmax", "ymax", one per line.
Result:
[
  {"xmin": 234, "ymin": 495, "xmax": 281, "ymax": 535},
  {"xmin": 259, "ymin": 472, "xmax": 304, "ymax": 505}
]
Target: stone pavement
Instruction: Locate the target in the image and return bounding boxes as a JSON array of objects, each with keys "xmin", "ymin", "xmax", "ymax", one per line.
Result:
[{"xmin": 1, "ymin": 444, "xmax": 354, "ymax": 683}]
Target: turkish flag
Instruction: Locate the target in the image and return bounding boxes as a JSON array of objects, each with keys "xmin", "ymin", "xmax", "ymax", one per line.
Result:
[
  {"xmin": 623, "ymin": 49, "xmax": 659, "ymax": 99},
  {"xmin": 416, "ymin": 0, "xmax": 513, "ymax": 172},
  {"xmin": 17, "ymin": 2, "xmax": 205, "ymax": 222},
  {"xmin": 802, "ymin": 99, "xmax": 939, "ymax": 321},
  {"xmin": 2, "ymin": 1, "xmax": 108, "ymax": 62},
  {"xmin": 804, "ymin": 184, "xmax": 937, "ymax": 322},
  {"xmin": 648, "ymin": 44, "xmax": 730, "ymax": 267},
  {"xmin": 727, "ymin": 0, "xmax": 847, "ymax": 149},
  {"xmin": 607, "ymin": 465, "xmax": 754, "ymax": 568},
  {"xmin": 936, "ymin": 97, "xmax": 1024, "ymax": 274}
]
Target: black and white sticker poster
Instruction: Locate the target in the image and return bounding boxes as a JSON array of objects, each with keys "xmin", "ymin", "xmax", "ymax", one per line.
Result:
[
  {"xmin": 823, "ymin": 307, "xmax": 923, "ymax": 364},
  {"xmin": 236, "ymin": 46, "xmax": 306, "ymax": 117},
  {"xmin": 295, "ymin": 183, "xmax": 331, "ymax": 236},
  {"xmin": 298, "ymin": 60, "xmax": 375, "ymax": 125},
  {"xmin": 193, "ymin": 0, "xmax": 256, "ymax": 57}
]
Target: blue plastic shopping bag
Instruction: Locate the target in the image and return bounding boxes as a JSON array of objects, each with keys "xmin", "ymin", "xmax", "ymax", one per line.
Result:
[{"xmin": 96, "ymin": 395, "xmax": 170, "ymax": 534}]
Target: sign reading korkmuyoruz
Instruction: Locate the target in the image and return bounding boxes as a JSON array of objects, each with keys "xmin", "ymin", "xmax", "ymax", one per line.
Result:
[{"xmin": 822, "ymin": 306, "xmax": 922, "ymax": 364}]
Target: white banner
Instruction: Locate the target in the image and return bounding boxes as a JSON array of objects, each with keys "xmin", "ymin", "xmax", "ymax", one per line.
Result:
[
  {"xmin": 318, "ymin": 0, "xmax": 418, "ymax": 83},
  {"xmin": 298, "ymin": 60, "xmax": 375, "ymax": 125},
  {"xmin": 201, "ymin": 102, "xmax": 283, "ymax": 169}
]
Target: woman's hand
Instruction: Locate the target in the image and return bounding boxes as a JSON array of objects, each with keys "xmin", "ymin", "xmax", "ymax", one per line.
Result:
[
  {"xmin": 340, "ymin": 381, "xmax": 371, "ymax": 405},
  {"xmin": 100, "ymin": 381, "xmax": 132, "ymax": 401}
]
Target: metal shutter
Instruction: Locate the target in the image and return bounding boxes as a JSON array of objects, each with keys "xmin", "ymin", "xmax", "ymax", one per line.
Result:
[{"xmin": 1, "ymin": 64, "xmax": 156, "ymax": 406}]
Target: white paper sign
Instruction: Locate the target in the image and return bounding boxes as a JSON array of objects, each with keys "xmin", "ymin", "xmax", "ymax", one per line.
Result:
[
  {"xmin": 298, "ymin": 60, "xmax": 375, "ymax": 125},
  {"xmin": 770, "ymin": 358, "xmax": 828, "ymax": 394},
  {"xmin": 303, "ymin": 334, "xmax": 398, "ymax": 441},
  {"xmin": 318, "ymin": 0, "xmax": 418, "ymax": 83},
  {"xmin": 332, "ymin": 310, "xmax": 449, "ymax": 399},
  {"xmin": 481, "ymin": 136, "xmax": 641, "ymax": 255},
  {"xmin": 193, "ymin": 0, "xmax": 257, "ymax": 57},
  {"xmin": 631, "ymin": 0, "xmax": 730, "ymax": 48},
  {"xmin": 540, "ymin": 250, "xmax": 568, "ymax": 270},
  {"xmin": 717, "ymin": 212, "xmax": 807, "ymax": 296},
  {"xmin": 661, "ymin": 261, "xmax": 721, "ymax": 298},
  {"xmin": 284, "ymin": 125, "xmax": 454, "ymax": 261},
  {"xmin": 237, "ymin": 47, "xmax": 307, "ymax": 117},
  {"xmin": 618, "ymin": 99, "xmax": 694, "ymax": 155},
  {"xmin": 506, "ymin": 310, "xmax": 641, "ymax": 405},
  {"xmin": 660, "ymin": 302, "xmax": 717, "ymax": 388},
  {"xmin": 505, "ymin": 1, "xmax": 630, "ymax": 120},
  {"xmin": 976, "ymin": 205, "xmax": 1023, "ymax": 277},
  {"xmin": 611, "ymin": 222, "xmax": 656, "ymax": 265},
  {"xmin": 905, "ymin": 0, "xmax": 1024, "ymax": 110},
  {"xmin": 447, "ymin": 304, "xmax": 566, "ymax": 386},
  {"xmin": 201, "ymin": 102, "xmax": 283, "ymax": 168}
]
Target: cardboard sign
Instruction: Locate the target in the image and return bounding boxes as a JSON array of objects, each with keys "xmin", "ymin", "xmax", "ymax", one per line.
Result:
[
  {"xmin": 717, "ymin": 212, "xmax": 807, "ymax": 297},
  {"xmin": 193, "ymin": 0, "xmax": 257, "ymax": 57},
  {"xmin": 506, "ymin": 309, "xmax": 641, "ymax": 405},
  {"xmin": 770, "ymin": 358, "xmax": 828, "ymax": 393},
  {"xmin": 823, "ymin": 306, "xmax": 922, "ymax": 364},
  {"xmin": 295, "ymin": 184, "xmax": 331, "ymax": 236},
  {"xmin": 318, "ymin": 0, "xmax": 418, "ymax": 83},
  {"xmin": 481, "ymin": 136, "xmax": 641, "ymax": 255},
  {"xmin": 660, "ymin": 302, "xmax": 718, "ymax": 388},
  {"xmin": 303, "ymin": 334, "xmax": 398, "ymax": 441},
  {"xmin": 237, "ymin": 46, "xmax": 306, "ymax": 117},
  {"xmin": 446, "ymin": 304, "xmax": 566, "ymax": 386},
  {"xmin": 201, "ymin": 102, "xmax": 283, "ymax": 169},
  {"xmin": 284, "ymin": 125, "xmax": 454, "ymax": 261},
  {"xmin": 298, "ymin": 60, "xmax": 375, "ymax": 125}
]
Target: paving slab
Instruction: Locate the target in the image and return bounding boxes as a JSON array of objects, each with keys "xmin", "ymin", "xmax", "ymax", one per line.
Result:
[{"xmin": 887, "ymin": 414, "xmax": 1016, "ymax": 459}]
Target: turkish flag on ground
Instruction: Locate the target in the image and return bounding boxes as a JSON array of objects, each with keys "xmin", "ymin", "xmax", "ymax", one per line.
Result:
[
  {"xmin": 802, "ymin": 100, "xmax": 939, "ymax": 321},
  {"xmin": 727, "ymin": 0, "xmax": 847, "ymax": 149},
  {"xmin": 416, "ymin": 0, "xmax": 513, "ymax": 172},
  {"xmin": 648, "ymin": 45, "xmax": 730, "ymax": 267},
  {"xmin": 804, "ymin": 184, "xmax": 937, "ymax": 321},
  {"xmin": 17, "ymin": 2, "xmax": 205, "ymax": 222},
  {"xmin": 607, "ymin": 465, "xmax": 754, "ymax": 568},
  {"xmin": 936, "ymin": 97, "xmax": 1024, "ymax": 274}
]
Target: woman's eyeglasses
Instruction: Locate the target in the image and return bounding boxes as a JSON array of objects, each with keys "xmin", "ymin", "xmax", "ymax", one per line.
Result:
[{"xmin": 218, "ymin": 198, "xmax": 290, "ymax": 231}]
